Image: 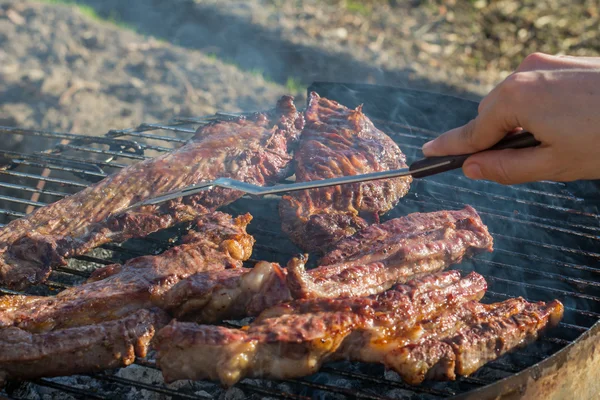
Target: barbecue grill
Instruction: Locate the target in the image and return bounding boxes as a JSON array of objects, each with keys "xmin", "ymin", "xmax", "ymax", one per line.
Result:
[{"xmin": 0, "ymin": 83, "xmax": 599, "ymax": 400}]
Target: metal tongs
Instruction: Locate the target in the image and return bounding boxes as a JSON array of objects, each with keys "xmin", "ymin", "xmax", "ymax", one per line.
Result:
[{"xmin": 126, "ymin": 132, "xmax": 540, "ymax": 210}]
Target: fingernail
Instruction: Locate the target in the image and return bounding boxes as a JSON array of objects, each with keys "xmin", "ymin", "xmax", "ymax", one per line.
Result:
[{"xmin": 464, "ymin": 163, "xmax": 482, "ymax": 180}]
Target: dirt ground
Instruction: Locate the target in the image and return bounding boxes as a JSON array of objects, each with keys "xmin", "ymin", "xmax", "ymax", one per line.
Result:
[{"xmin": 1, "ymin": 0, "xmax": 599, "ymax": 137}]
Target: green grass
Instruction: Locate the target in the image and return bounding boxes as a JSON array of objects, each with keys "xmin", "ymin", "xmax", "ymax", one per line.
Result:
[
  {"xmin": 36, "ymin": 0, "xmax": 136, "ymax": 32},
  {"xmin": 39, "ymin": 0, "xmax": 307, "ymax": 94},
  {"xmin": 249, "ymin": 68, "xmax": 267, "ymax": 79},
  {"xmin": 345, "ymin": 0, "xmax": 372, "ymax": 16},
  {"xmin": 285, "ymin": 76, "xmax": 305, "ymax": 94}
]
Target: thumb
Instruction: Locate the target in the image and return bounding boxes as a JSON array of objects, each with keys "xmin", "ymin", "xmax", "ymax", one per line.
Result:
[{"xmin": 462, "ymin": 147, "xmax": 553, "ymax": 185}]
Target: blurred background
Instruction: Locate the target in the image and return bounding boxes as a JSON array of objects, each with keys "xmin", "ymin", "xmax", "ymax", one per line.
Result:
[{"xmin": 1, "ymin": 0, "xmax": 599, "ymax": 135}]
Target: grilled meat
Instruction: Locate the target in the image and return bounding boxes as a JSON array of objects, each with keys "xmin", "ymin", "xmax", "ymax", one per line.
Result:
[
  {"xmin": 164, "ymin": 208, "xmax": 493, "ymax": 319},
  {"xmin": 156, "ymin": 270, "xmax": 562, "ymax": 386},
  {"xmin": 155, "ymin": 271, "xmax": 488, "ymax": 386},
  {"xmin": 0, "ymin": 212, "xmax": 253, "ymax": 333},
  {"xmin": 385, "ymin": 298, "xmax": 564, "ymax": 384},
  {"xmin": 0, "ymin": 96, "xmax": 303, "ymax": 290},
  {"xmin": 287, "ymin": 206, "xmax": 493, "ymax": 299},
  {"xmin": 0, "ymin": 308, "xmax": 169, "ymax": 386},
  {"xmin": 163, "ymin": 261, "xmax": 291, "ymax": 322},
  {"xmin": 279, "ymin": 92, "xmax": 412, "ymax": 254}
]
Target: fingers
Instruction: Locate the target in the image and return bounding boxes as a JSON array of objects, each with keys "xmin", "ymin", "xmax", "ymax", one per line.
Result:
[
  {"xmin": 462, "ymin": 147, "xmax": 553, "ymax": 185},
  {"xmin": 423, "ymin": 96, "xmax": 522, "ymax": 157}
]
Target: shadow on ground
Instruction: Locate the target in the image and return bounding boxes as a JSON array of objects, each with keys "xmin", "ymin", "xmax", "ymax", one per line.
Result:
[{"xmin": 68, "ymin": 0, "xmax": 481, "ymax": 100}]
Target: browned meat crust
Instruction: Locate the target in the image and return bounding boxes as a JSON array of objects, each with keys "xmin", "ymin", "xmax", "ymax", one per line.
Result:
[
  {"xmin": 286, "ymin": 206, "xmax": 493, "ymax": 299},
  {"xmin": 163, "ymin": 206, "xmax": 494, "ymax": 319},
  {"xmin": 156, "ymin": 270, "xmax": 562, "ymax": 386},
  {"xmin": 163, "ymin": 261, "xmax": 291, "ymax": 322},
  {"xmin": 0, "ymin": 212, "xmax": 253, "ymax": 333},
  {"xmin": 155, "ymin": 271, "xmax": 488, "ymax": 386},
  {"xmin": 0, "ymin": 96, "xmax": 303, "ymax": 290},
  {"xmin": 279, "ymin": 92, "xmax": 411, "ymax": 254},
  {"xmin": 385, "ymin": 298, "xmax": 564, "ymax": 384},
  {"xmin": 0, "ymin": 308, "xmax": 169, "ymax": 386}
]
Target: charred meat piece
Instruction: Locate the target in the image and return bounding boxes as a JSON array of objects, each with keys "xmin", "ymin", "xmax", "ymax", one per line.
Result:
[
  {"xmin": 0, "ymin": 212, "xmax": 253, "ymax": 333},
  {"xmin": 287, "ymin": 206, "xmax": 493, "ymax": 299},
  {"xmin": 0, "ymin": 96, "xmax": 303, "ymax": 290},
  {"xmin": 155, "ymin": 271, "xmax": 487, "ymax": 386},
  {"xmin": 0, "ymin": 308, "xmax": 169, "ymax": 386},
  {"xmin": 163, "ymin": 261, "xmax": 291, "ymax": 322},
  {"xmin": 279, "ymin": 92, "xmax": 411, "ymax": 254},
  {"xmin": 385, "ymin": 298, "xmax": 564, "ymax": 384}
]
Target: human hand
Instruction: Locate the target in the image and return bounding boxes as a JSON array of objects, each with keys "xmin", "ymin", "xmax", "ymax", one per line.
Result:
[{"xmin": 422, "ymin": 53, "xmax": 600, "ymax": 184}]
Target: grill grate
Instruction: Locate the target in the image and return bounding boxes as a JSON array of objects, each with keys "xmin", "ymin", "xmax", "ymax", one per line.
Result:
[{"xmin": 0, "ymin": 85, "xmax": 599, "ymax": 400}]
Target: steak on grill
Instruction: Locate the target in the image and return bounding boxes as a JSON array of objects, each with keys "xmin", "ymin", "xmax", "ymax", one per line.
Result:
[
  {"xmin": 287, "ymin": 206, "xmax": 493, "ymax": 299},
  {"xmin": 155, "ymin": 271, "xmax": 488, "ymax": 386},
  {"xmin": 0, "ymin": 96, "xmax": 303, "ymax": 290},
  {"xmin": 385, "ymin": 298, "xmax": 564, "ymax": 384},
  {"xmin": 0, "ymin": 212, "xmax": 253, "ymax": 333},
  {"xmin": 0, "ymin": 308, "xmax": 169, "ymax": 386},
  {"xmin": 279, "ymin": 92, "xmax": 412, "ymax": 254}
]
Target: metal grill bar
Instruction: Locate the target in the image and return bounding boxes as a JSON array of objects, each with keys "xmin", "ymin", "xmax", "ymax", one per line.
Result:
[
  {"xmin": 0, "ymin": 149, "xmax": 123, "ymax": 170},
  {"xmin": 319, "ymin": 367, "xmax": 453, "ymax": 397},
  {"xmin": 492, "ymin": 233, "xmax": 600, "ymax": 258},
  {"xmin": 109, "ymin": 130, "xmax": 189, "ymax": 143},
  {"xmin": 55, "ymin": 266, "xmax": 93, "ymax": 278},
  {"xmin": 92, "ymin": 374, "xmax": 211, "ymax": 399},
  {"xmin": 59, "ymin": 144, "xmax": 147, "ymax": 160},
  {"xmin": 484, "ymin": 275, "xmax": 600, "ymax": 302},
  {"xmin": 134, "ymin": 359, "xmax": 311, "ymax": 400},
  {"xmin": 289, "ymin": 378, "xmax": 397, "ymax": 400},
  {"xmin": 107, "ymin": 123, "xmax": 196, "ymax": 139},
  {"xmin": 0, "ymin": 209, "xmax": 25, "ymax": 218},
  {"xmin": 0, "ymin": 170, "xmax": 88, "ymax": 187},
  {"xmin": 70, "ymin": 255, "xmax": 114, "ymax": 266},
  {"xmin": 33, "ymin": 379, "xmax": 108, "ymax": 400},
  {"xmin": 0, "ymin": 287, "xmax": 22, "ymax": 295},
  {"xmin": 0, "ymin": 126, "xmax": 141, "ymax": 150},
  {"xmin": 0, "ymin": 195, "xmax": 46, "ymax": 208},
  {"xmin": 472, "ymin": 257, "xmax": 600, "ymax": 288},
  {"xmin": 0, "ymin": 182, "xmax": 67, "ymax": 198},
  {"xmin": 493, "ymin": 248, "xmax": 600, "ymax": 274},
  {"xmin": 236, "ymin": 383, "xmax": 312, "ymax": 400}
]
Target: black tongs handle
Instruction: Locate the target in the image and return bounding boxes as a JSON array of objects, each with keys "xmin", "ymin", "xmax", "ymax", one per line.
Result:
[{"xmin": 409, "ymin": 132, "xmax": 541, "ymax": 179}]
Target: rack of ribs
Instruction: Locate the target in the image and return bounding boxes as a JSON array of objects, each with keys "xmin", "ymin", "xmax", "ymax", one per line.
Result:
[
  {"xmin": 286, "ymin": 206, "xmax": 493, "ymax": 299},
  {"xmin": 155, "ymin": 270, "xmax": 521, "ymax": 386},
  {"xmin": 0, "ymin": 212, "xmax": 254, "ymax": 334},
  {"xmin": 0, "ymin": 96, "xmax": 304, "ymax": 290},
  {"xmin": 279, "ymin": 92, "xmax": 412, "ymax": 254}
]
